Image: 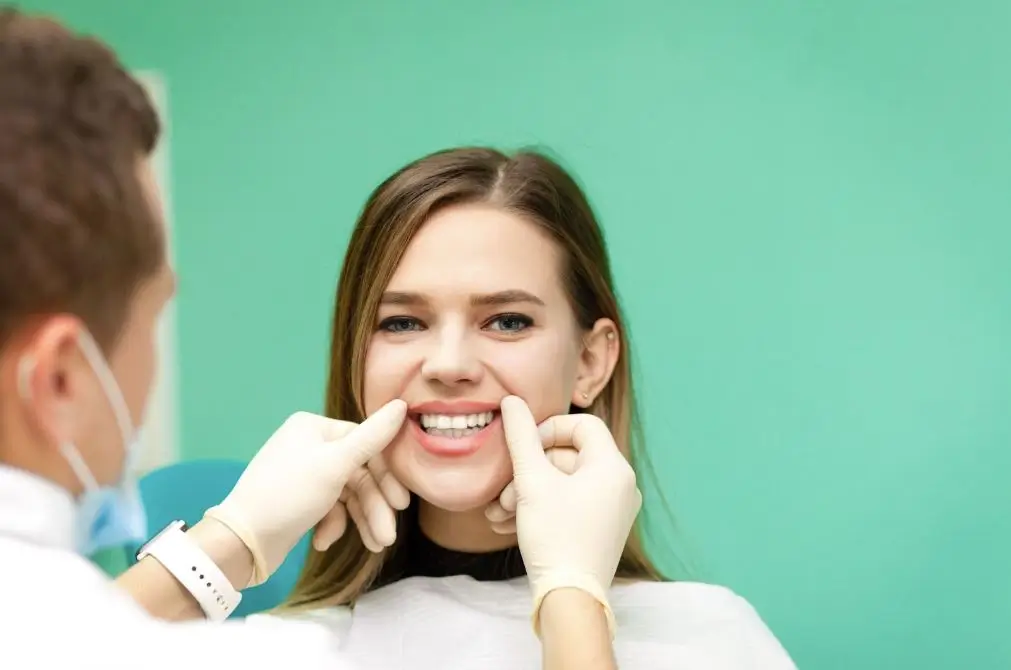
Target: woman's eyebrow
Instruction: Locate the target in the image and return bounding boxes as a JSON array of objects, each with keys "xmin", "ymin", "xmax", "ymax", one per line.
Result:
[
  {"xmin": 380, "ymin": 291, "xmax": 426, "ymax": 306},
  {"xmin": 470, "ymin": 290, "xmax": 545, "ymax": 307},
  {"xmin": 379, "ymin": 289, "xmax": 545, "ymax": 307}
]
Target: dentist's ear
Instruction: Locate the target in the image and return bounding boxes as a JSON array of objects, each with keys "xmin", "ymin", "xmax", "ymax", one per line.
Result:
[
  {"xmin": 572, "ymin": 320, "xmax": 619, "ymax": 408},
  {"xmin": 15, "ymin": 354, "xmax": 67, "ymax": 446},
  {"xmin": 12, "ymin": 317, "xmax": 91, "ymax": 447}
]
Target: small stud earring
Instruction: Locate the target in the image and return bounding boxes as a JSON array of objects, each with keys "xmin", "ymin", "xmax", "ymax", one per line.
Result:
[
  {"xmin": 606, "ymin": 332, "xmax": 616, "ymax": 341},
  {"xmin": 581, "ymin": 392, "xmax": 590, "ymax": 401}
]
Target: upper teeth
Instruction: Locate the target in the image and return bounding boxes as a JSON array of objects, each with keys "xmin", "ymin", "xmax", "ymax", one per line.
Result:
[{"xmin": 420, "ymin": 412, "xmax": 494, "ymax": 430}]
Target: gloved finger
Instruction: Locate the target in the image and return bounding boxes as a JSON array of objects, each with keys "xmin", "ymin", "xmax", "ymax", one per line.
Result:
[
  {"xmin": 346, "ymin": 494, "xmax": 383, "ymax": 553},
  {"xmin": 536, "ymin": 413, "xmax": 618, "ymax": 465},
  {"xmin": 501, "ymin": 396, "xmax": 550, "ymax": 477},
  {"xmin": 347, "ymin": 466, "xmax": 397, "ymax": 547},
  {"xmin": 497, "ymin": 445, "xmax": 577, "ymax": 517},
  {"xmin": 484, "ymin": 499, "xmax": 513, "ymax": 523},
  {"xmin": 498, "ymin": 481, "xmax": 517, "ymax": 513},
  {"xmin": 490, "ymin": 519, "xmax": 517, "ymax": 535},
  {"xmin": 367, "ymin": 453, "xmax": 410, "ymax": 510},
  {"xmin": 333, "ymin": 399, "xmax": 408, "ymax": 471},
  {"xmin": 313, "ymin": 416, "xmax": 360, "ymax": 442},
  {"xmin": 546, "ymin": 446, "xmax": 579, "ymax": 474},
  {"xmin": 312, "ymin": 501, "xmax": 348, "ymax": 551}
]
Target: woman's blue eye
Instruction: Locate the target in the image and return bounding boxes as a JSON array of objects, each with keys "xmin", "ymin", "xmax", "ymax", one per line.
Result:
[
  {"xmin": 379, "ymin": 314, "xmax": 532, "ymax": 334},
  {"xmin": 486, "ymin": 313, "xmax": 533, "ymax": 333},
  {"xmin": 379, "ymin": 316, "xmax": 423, "ymax": 333}
]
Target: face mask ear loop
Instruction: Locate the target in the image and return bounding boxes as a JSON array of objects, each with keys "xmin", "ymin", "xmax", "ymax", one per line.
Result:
[
  {"xmin": 19, "ymin": 353, "xmax": 101, "ymax": 495},
  {"xmin": 75, "ymin": 331, "xmax": 134, "ymax": 445},
  {"xmin": 17, "ymin": 355, "xmax": 35, "ymax": 403},
  {"xmin": 21, "ymin": 339, "xmax": 133, "ymax": 494},
  {"xmin": 58, "ymin": 441, "xmax": 101, "ymax": 493}
]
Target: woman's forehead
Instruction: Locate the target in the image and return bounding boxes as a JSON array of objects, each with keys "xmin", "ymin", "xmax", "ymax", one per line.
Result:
[{"xmin": 385, "ymin": 204, "xmax": 566, "ymax": 301}]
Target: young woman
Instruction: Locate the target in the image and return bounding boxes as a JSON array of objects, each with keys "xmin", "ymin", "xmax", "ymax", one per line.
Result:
[{"xmin": 266, "ymin": 147, "xmax": 797, "ymax": 668}]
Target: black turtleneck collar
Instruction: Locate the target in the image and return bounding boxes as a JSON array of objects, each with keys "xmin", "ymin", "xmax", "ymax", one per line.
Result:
[{"xmin": 373, "ymin": 501, "xmax": 526, "ymax": 589}]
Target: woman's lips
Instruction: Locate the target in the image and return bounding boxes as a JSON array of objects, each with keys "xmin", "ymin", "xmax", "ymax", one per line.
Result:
[{"xmin": 409, "ymin": 412, "xmax": 501, "ymax": 457}]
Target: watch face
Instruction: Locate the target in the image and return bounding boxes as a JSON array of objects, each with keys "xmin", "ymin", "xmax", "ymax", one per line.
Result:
[{"xmin": 135, "ymin": 520, "xmax": 187, "ymax": 560}]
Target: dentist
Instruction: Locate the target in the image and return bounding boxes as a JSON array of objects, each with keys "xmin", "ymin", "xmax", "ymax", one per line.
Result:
[{"xmin": 0, "ymin": 9, "xmax": 641, "ymax": 670}]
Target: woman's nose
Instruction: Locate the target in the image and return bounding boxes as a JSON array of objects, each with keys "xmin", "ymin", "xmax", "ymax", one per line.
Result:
[{"xmin": 420, "ymin": 331, "xmax": 482, "ymax": 387}]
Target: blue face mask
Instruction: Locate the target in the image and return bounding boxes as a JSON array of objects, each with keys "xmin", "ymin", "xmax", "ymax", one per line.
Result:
[
  {"xmin": 19, "ymin": 331, "xmax": 148, "ymax": 555},
  {"xmin": 59, "ymin": 437, "xmax": 148, "ymax": 556}
]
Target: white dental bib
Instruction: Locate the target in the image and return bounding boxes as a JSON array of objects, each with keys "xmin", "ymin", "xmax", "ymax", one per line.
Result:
[{"xmin": 256, "ymin": 575, "xmax": 797, "ymax": 669}]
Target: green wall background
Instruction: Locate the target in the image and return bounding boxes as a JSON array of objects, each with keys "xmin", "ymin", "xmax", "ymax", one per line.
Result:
[{"xmin": 25, "ymin": 2, "xmax": 1010, "ymax": 668}]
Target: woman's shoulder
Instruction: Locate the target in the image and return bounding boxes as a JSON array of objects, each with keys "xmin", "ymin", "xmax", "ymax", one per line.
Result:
[
  {"xmin": 613, "ymin": 579, "xmax": 755, "ymax": 610},
  {"xmin": 244, "ymin": 604, "xmax": 354, "ymax": 634},
  {"xmin": 611, "ymin": 580, "xmax": 797, "ymax": 668}
]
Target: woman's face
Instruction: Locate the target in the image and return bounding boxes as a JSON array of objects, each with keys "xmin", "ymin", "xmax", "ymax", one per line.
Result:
[{"xmin": 363, "ymin": 203, "xmax": 591, "ymax": 512}]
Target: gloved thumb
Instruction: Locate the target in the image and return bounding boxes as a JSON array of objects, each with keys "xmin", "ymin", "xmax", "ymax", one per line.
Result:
[
  {"xmin": 501, "ymin": 396, "xmax": 549, "ymax": 478},
  {"xmin": 329, "ymin": 399, "xmax": 407, "ymax": 473}
]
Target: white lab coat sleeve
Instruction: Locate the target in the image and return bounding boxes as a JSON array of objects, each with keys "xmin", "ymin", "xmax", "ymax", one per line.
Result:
[
  {"xmin": 9, "ymin": 582, "xmax": 356, "ymax": 670},
  {"xmin": 17, "ymin": 612, "xmax": 356, "ymax": 670}
]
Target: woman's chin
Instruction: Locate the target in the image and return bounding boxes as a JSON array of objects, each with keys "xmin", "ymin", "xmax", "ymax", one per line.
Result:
[
  {"xmin": 410, "ymin": 471, "xmax": 512, "ymax": 513},
  {"xmin": 391, "ymin": 440, "xmax": 514, "ymax": 513},
  {"xmin": 415, "ymin": 487, "xmax": 499, "ymax": 513}
]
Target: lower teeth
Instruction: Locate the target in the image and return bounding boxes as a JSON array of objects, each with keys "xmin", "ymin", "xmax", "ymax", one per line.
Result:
[{"xmin": 424, "ymin": 425, "xmax": 487, "ymax": 438}]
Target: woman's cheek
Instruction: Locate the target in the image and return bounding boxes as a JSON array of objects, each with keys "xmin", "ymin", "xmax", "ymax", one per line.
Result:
[
  {"xmin": 487, "ymin": 340, "xmax": 579, "ymax": 419},
  {"xmin": 362, "ymin": 342, "xmax": 408, "ymax": 413}
]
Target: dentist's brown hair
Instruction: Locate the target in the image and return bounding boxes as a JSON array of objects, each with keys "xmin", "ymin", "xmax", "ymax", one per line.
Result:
[
  {"xmin": 285, "ymin": 147, "xmax": 669, "ymax": 610},
  {"xmin": 0, "ymin": 9, "xmax": 162, "ymax": 354}
]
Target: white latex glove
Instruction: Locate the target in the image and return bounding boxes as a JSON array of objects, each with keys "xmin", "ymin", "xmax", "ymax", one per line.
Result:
[
  {"xmin": 484, "ymin": 447, "xmax": 578, "ymax": 534},
  {"xmin": 501, "ymin": 395, "xmax": 642, "ymax": 638},
  {"xmin": 327, "ymin": 451, "xmax": 411, "ymax": 553},
  {"xmin": 342, "ymin": 438, "xmax": 573, "ymax": 550},
  {"xmin": 203, "ymin": 399, "xmax": 407, "ymax": 587}
]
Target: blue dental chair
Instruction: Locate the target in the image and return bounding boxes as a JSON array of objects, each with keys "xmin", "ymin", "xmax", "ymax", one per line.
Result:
[{"xmin": 129, "ymin": 459, "xmax": 311, "ymax": 618}]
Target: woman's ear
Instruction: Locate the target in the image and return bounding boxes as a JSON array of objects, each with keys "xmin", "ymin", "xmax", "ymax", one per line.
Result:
[{"xmin": 571, "ymin": 318, "xmax": 619, "ymax": 408}]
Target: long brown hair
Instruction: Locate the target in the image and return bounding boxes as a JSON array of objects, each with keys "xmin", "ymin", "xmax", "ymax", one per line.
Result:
[{"xmin": 285, "ymin": 147, "xmax": 669, "ymax": 609}]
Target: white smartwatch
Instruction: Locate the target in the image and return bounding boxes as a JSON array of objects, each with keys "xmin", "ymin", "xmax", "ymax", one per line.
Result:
[{"xmin": 136, "ymin": 520, "xmax": 242, "ymax": 622}]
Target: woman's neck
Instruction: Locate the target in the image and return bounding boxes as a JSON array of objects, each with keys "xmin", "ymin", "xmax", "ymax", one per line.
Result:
[
  {"xmin": 370, "ymin": 498, "xmax": 527, "ymax": 589},
  {"xmin": 417, "ymin": 500, "xmax": 517, "ymax": 552}
]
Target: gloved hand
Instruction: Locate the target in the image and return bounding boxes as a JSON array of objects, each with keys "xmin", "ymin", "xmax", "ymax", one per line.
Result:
[
  {"xmin": 500, "ymin": 396, "xmax": 642, "ymax": 639},
  {"xmin": 484, "ymin": 447, "xmax": 578, "ymax": 534},
  {"xmin": 203, "ymin": 399, "xmax": 407, "ymax": 587},
  {"xmin": 337, "ymin": 429, "xmax": 575, "ymax": 550},
  {"xmin": 325, "ymin": 448, "xmax": 411, "ymax": 554}
]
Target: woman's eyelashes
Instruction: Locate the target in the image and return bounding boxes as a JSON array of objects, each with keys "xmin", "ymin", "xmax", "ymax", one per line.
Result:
[
  {"xmin": 378, "ymin": 315, "xmax": 424, "ymax": 333},
  {"xmin": 376, "ymin": 312, "xmax": 535, "ymax": 335},
  {"xmin": 484, "ymin": 313, "xmax": 533, "ymax": 333}
]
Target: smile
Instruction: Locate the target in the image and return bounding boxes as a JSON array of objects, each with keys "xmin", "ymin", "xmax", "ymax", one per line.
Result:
[
  {"xmin": 408, "ymin": 405, "xmax": 501, "ymax": 457},
  {"xmin": 419, "ymin": 411, "xmax": 496, "ymax": 438}
]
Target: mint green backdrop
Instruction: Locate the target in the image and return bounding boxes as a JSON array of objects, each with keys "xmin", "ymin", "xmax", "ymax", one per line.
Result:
[{"xmin": 23, "ymin": 2, "xmax": 1009, "ymax": 668}]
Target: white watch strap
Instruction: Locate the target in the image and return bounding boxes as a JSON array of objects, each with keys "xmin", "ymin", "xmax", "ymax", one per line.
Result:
[{"xmin": 138, "ymin": 522, "xmax": 242, "ymax": 621}]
